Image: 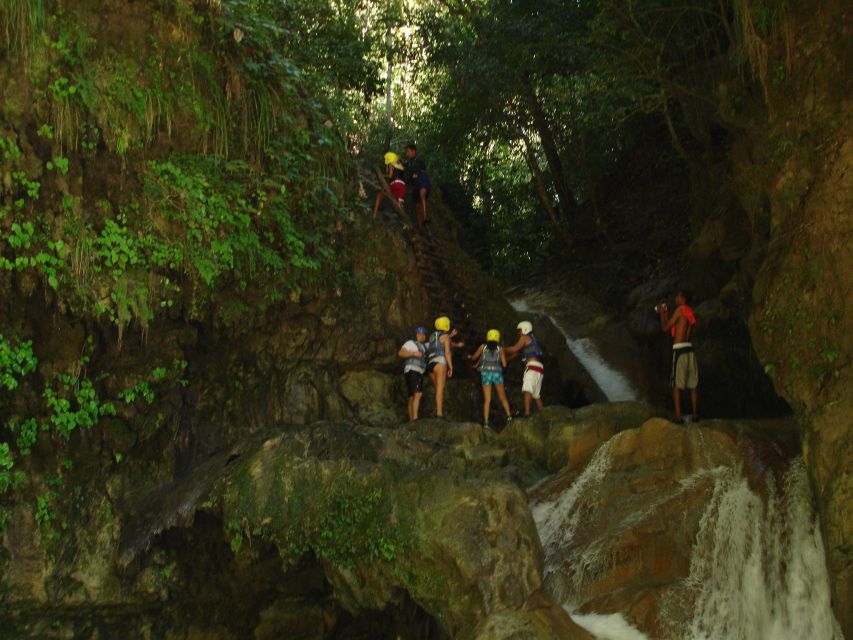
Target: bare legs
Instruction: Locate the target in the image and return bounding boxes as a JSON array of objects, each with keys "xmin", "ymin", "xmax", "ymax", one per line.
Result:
[
  {"xmin": 481, "ymin": 383, "xmax": 513, "ymax": 425},
  {"xmin": 482, "ymin": 385, "xmax": 492, "ymax": 424},
  {"xmin": 430, "ymin": 363, "xmax": 447, "ymax": 417},
  {"xmin": 416, "ymin": 188, "xmax": 428, "ymax": 226},
  {"xmin": 372, "ymin": 190, "xmax": 383, "ymax": 220},
  {"xmin": 407, "ymin": 391, "xmax": 423, "ymax": 422},
  {"xmin": 673, "ymin": 387, "xmax": 699, "ymax": 422},
  {"xmin": 523, "ymin": 393, "xmax": 543, "ymax": 417}
]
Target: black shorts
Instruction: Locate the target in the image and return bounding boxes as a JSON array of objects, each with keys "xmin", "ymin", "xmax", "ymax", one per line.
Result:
[
  {"xmin": 411, "ymin": 178, "xmax": 430, "ymax": 201},
  {"xmin": 405, "ymin": 370, "xmax": 424, "ymax": 396},
  {"xmin": 425, "ymin": 359, "xmax": 444, "ymax": 374}
]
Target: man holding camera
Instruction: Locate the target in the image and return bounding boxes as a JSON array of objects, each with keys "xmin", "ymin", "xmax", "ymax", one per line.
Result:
[{"xmin": 657, "ymin": 291, "xmax": 698, "ymax": 424}]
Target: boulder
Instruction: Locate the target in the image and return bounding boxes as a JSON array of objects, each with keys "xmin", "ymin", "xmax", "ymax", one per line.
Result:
[
  {"xmin": 338, "ymin": 370, "xmax": 405, "ymax": 425},
  {"xmin": 499, "ymin": 402, "xmax": 660, "ymax": 473},
  {"xmin": 212, "ymin": 423, "xmax": 552, "ymax": 636},
  {"xmin": 529, "ymin": 418, "xmax": 840, "ymax": 639}
]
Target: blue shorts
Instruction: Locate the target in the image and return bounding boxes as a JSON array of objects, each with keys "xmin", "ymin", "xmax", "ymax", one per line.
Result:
[
  {"xmin": 480, "ymin": 371, "xmax": 504, "ymax": 386},
  {"xmin": 412, "ymin": 176, "xmax": 430, "ymax": 198}
]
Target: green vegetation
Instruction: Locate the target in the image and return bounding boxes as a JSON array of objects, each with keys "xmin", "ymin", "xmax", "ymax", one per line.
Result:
[{"xmin": 223, "ymin": 459, "xmax": 405, "ymax": 572}]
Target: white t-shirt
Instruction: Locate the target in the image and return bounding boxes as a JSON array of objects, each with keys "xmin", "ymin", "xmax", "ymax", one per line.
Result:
[{"xmin": 401, "ymin": 340, "xmax": 426, "ymax": 373}]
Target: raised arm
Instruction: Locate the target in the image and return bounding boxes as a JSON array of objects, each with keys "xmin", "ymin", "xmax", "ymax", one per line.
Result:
[
  {"xmin": 504, "ymin": 335, "xmax": 527, "ymax": 357},
  {"xmin": 659, "ymin": 305, "xmax": 682, "ymax": 332},
  {"xmin": 469, "ymin": 344, "xmax": 485, "ymax": 362}
]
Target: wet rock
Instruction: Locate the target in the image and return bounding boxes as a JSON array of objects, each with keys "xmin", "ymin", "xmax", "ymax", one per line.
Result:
[
  {"xmin": 338, "ymin": 370, "xmax": 404, "ymax": 425},
  {"xmin": 530, "ymin": 418, "xmax": 822, "ymax": 639},
  {"xmin": 499, "ymin": 402, "xmax": 660, "ymax": 473},
  {"xmin": 216, "ymin": 426, "xmax": 546, "ymax": 635},
  {"xmin": 463, "ymin": 592, "xmax": 593, "ymax": 639},
  {"xmin": 803, "ymin": 398, "xmax": 853, "ymax": 636}
]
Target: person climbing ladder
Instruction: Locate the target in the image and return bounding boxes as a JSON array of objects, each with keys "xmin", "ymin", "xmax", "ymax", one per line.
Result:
[
  {"xmin": 404, "ymin": 143, "xmax": 430, "ymax": 228},
  {"xmin": 469, "ymin": 329, "xmax": 513, "ymax": 429},
  {"xmin": 372, "ymin": 151, "xmax": 407, "ymax": 220}
]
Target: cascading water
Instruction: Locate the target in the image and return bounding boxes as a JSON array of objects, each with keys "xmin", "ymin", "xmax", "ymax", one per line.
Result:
[
  {"xmin": 531, "ymin": 432, "xmax": 843, "ymax": 640},
  {"xmin": 683, "ymin": 459, "xmax": 842, "ymax": 640},
  {"xmin": 510, "ymin": 296, "xmax": 638, "ymax": 402}
]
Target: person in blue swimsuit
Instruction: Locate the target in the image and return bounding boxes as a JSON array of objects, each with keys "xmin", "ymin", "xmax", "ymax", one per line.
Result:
[{"xmin": 469, "ymin": 329, "xmax": 513, "ymax": 429}]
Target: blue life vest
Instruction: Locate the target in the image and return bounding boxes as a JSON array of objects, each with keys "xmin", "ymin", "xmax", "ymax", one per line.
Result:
[
  {"xmin": 478, "ymin": 345, "xmax": 502, "ymax": 373},
  {"xmin": 522, "ymin": 333, "xmax": 544, "ymax": 362},
  {"xmin": 404, "ymin": 342, "xmax": 427, "ymax": 372},
  {"xmin": 427, "ymin": 331, "xmax": 446, "ymax": 363}
]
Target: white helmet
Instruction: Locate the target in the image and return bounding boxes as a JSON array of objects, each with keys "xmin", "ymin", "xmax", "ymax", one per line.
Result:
[{"xmin": 517, "ymin": 321, "xmax": 533, "ymax": 335}]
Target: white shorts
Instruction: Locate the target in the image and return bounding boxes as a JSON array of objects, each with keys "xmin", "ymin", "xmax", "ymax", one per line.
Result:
[{"xmin": 522, "ymin": 365, "xmax": 544, "ymax": 399}]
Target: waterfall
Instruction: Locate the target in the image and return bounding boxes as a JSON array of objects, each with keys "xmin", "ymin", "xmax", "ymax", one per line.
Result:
[
  {"xmin": 683, "ymin": 459, "xmax": 842, "ymax": 640},
  {"xmin": 510, "ymin": 296, "xmax": 638, "ymax": 402},
  {"xmin": 532, "ymin": 439, "xmax": 842, "ymax": 640}
]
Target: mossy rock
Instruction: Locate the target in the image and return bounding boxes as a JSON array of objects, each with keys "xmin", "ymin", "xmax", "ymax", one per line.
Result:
[{"xmin": 499, "ymin": 402, "xmax": 660, "ymax": 472}]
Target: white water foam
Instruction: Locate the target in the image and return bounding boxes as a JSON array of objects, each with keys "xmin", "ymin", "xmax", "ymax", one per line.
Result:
[
  {"xmin": 510, "ymin": 296, "xmax": 637, "ymax": 402},
  {"xmin": 569, "ymin": 611, "xmax": 651, "ymax": 640},
  {"xmin": 532, "ymin": 439, "xmax": 615, "ymax": 592},
  {"xmin": 683, "ymin": 459, "xmax": 843, "ymax": 640},
  {"xmin": 534, "ymin": 441, "xmax": 842, "ymax": 640}
]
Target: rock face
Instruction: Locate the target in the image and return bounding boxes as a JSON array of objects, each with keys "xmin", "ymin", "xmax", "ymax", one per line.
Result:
[
  {"xmin": 530, "ymin": 418, "xmax": 842, "ymax": 639},
  {"xmin": 736, "ymin": 8, "xmax": 852, "ymax": 631},
  {"xmin": 1, "ymin": 420, "xmax": 579, "ymax": 639}
]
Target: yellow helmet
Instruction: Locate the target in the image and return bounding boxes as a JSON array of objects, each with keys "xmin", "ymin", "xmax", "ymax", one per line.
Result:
[
  {"xmin": 486, "ymin": 329, "xmax": 500, "ymax": 342},
  {"xmin": 435, "ymin": 316, "xmax": 450, "ymax": 332},
  {"xmin": 383, "ymin": 151, "xmax": 399, "ymax": 166}
]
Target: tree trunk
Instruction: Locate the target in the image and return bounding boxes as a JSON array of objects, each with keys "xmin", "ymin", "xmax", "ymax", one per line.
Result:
[
  {"xmin": 383, "ymin": 20, "xmax": 393, "ymax": 149},
  {"xmin": 518, "ymin": 130, "xmax": 573, "ymax": 250},
  {"xmin": 522, "ymin": 78, "xmax": 578, "ymax": 218}
]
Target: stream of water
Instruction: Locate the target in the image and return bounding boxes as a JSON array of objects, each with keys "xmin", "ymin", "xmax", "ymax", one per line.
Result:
[
  {"xmin": 532, "ymin": 440, "xmax": 843, "ymax": 640},
  {"xmin": 513, "ymin": 291, "xmax": 841, "ymax": 639},
  {"xmin": 509, "ymin": 296, "xmax": 638, "ymax": 402}
]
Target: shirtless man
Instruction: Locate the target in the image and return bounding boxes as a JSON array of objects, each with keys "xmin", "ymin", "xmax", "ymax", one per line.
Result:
[{"xmin": 657, "ymin": 290, "xmax": 698, "ymax": 423}]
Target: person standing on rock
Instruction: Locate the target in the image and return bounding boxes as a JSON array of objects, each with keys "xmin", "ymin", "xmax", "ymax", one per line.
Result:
[
  {"xmin": 469, "ymin": 329, "xmax": 513, "ymax": 429},
  {"xmin": 426, "ymin": 316, "xmax": 455, "ymax": 419},
  {"xmin": 657, "ymin": 290, "xmax": 699, "ymax": 423},
  {"xmin": 404, "ymin": 143, "xmax": 430, "ymax": 228},
  {"xmin": 372, "ymin": 151, "xmax": 407, "ymax": 220},
  {"xmin": 398, "ymin": 326, "xmax": 428, "ymax": 422},
  {"xmin": 505, "ymin": 321, "xmax": 545, "ymax": 416}
]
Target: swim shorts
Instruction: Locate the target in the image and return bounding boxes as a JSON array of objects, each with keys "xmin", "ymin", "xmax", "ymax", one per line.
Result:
[
  {"xmin": 389, "ymin": 179, "xmax": 406, "ymax": 200},
  {"xmin": 671, "ymin": 343, "xmax": 699, "ymax": 390},
  {"xmin": 480, "ymin": 370, "xmax": 504, "ymax": 386},
  {"xmin": 405, "ymin": 370, "xmax": 424, "ymax": 396},
  {"xmin": 522, "ymin": 363, "xmax": 544, "ymax": 399}
]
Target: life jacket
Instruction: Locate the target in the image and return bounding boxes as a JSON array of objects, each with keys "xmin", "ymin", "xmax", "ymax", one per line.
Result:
[
  {"xmin": 478, "ymin": 345, "xmax": 502, "ymax": 373},
  {"xmin": 427, "ymin": 331, "xmax": 446, "ymax": 363},
  {"xmin": 404, "ymin": 342, "xmax": 427, "ymax": 372},
  {"xmin": 390, "ymin": 166, "xmax": 406, "ymax": 183},
  {"xmin": 671, "ymin": 305, "xmax": 696, "ymax": 338},
  {"xmin": 521, "ymin": 333, "xmax": 544, "ymax": 362}
]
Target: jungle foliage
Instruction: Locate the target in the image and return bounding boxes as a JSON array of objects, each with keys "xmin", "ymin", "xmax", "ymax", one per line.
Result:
[
  {"xmin": 380, "ymin": 0, "xmax": 792, "ymax": 279},
  {"xmin": 0, "ymin": 0, "xmax": 389, "ymax": 524}
]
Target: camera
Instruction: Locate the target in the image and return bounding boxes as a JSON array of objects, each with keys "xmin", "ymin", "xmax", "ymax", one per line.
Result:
[{"xmin": 654, "ymin": 302, "xmax": 667, "ymax": 313}]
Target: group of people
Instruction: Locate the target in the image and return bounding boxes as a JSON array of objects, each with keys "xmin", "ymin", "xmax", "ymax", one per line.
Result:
[
  {"xmin": 372, "ymin": 143, "xmax": 431, "ymax": 228},
  {"xmin": 397, "ymin": 289, "xmax": 701, "ymax": 428},
  {"xmin": 397, "ymin": 316, "xmax": 547, "ymax": 428}
]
